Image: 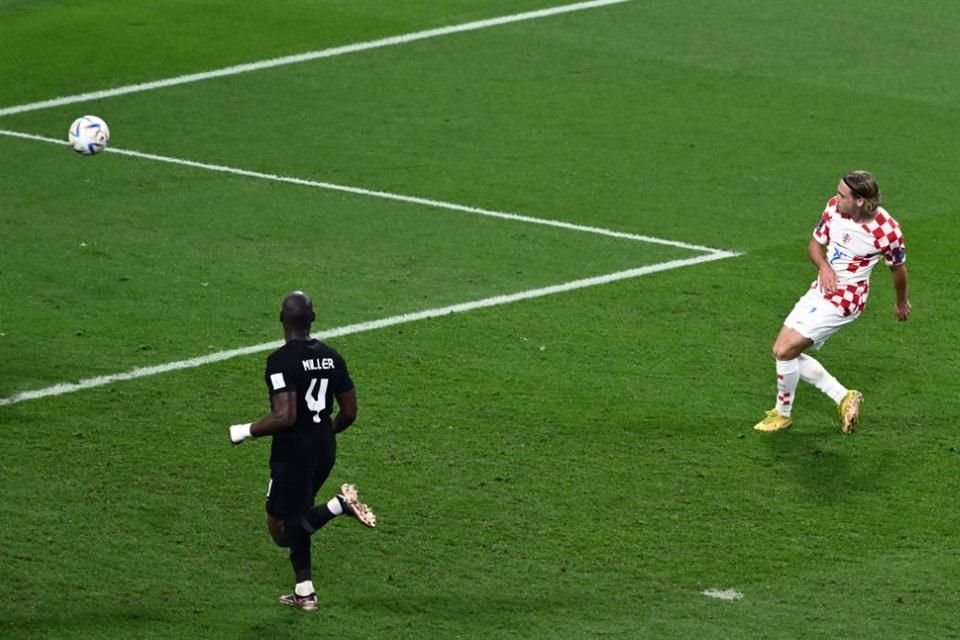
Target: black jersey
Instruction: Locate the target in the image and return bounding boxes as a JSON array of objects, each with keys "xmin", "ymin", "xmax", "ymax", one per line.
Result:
[{"xmin": 263, "ymin": 338, "xmax": 353, "ymax": 459}]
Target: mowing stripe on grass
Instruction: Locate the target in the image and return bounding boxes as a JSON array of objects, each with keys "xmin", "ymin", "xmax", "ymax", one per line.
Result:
[
  {"xmin": 0, "ymin": 128, "xmax": 735, "ymax": 254},
  {"xmin": 0, "ymin": 252, "xmax": 738, "ymax": 407},
  {"xmin": 0, "ymin": 0, "xmax": 631, "ymax": 118}
]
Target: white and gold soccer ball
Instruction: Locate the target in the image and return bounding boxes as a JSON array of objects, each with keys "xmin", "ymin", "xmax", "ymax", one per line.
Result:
[{"xmin": 68, "ymin": 115, "xmax": 110, "ymax": 155}]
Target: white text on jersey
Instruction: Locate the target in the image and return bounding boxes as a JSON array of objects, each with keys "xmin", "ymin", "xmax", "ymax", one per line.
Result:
[{"xmin": 302, "ymin": 357, "xmax": 335, "ymax": 371}]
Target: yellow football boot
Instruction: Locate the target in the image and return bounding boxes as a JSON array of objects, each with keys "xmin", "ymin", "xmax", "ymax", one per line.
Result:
[
  {"xmin": 839, "ymin": 390, "xmax": 863, "ymax": 434},
  {"xmin": 753, "ymin": 409, "xmax": 793, "ymax": 432}
]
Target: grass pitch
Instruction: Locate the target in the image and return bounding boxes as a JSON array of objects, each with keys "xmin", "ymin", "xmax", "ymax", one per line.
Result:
[{"xmin": 2, "ymin": 1, "xmax": 959, "ymax": 638}]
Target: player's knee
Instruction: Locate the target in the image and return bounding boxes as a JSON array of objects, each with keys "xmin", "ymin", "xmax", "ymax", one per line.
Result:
[
  {"xmin": 267, "ymin": 516, "xmax": 290, "ymax": 547},
  {"xmin": 772, "ymin": 343, "xmax": 799, "ymax": 361}
]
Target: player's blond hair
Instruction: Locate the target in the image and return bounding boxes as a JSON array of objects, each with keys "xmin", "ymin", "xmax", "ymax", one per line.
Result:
[{"xmin": 842, "ymin": 170, "xmax": 881, "ymax": 214}]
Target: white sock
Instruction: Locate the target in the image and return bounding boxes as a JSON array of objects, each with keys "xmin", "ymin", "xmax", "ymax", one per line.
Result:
[
  {"xmin": 327, "ymin": 496, "xmax": 344, "ymax": 516},
  {"xmin": 295, "ymin": 580, "xmax": 315, "ymax": 597},
  {"xmin": 798, "ymin": 354, "xmax": 847, "ymax": 404},
  {"xmin": 775, "ymin": 359, "xmax": 800, "ymax": 416}
]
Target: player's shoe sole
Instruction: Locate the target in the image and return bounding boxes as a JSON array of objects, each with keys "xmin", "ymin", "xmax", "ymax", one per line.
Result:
[
  {"xmin": 753, "ymin": 409, "xmax": 793, "ymax": 432},
  {"xmin": 839, "ymin": 390, "xmax": 863, "ymax": 434},
  {"xmin": 279, "ymin": 592, "xmax": 318, "ymax": 611},
  {"xmin": 339, "ymin": 483, "xmax": 377, "ymax": 528}
]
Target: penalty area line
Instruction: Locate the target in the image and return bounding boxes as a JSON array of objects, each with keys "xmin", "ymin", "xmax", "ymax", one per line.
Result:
[
  {"xmin": 0, "ymin": 128, "xmax": 736, "ymax": 255},
  {"xmin": 0, "ymin": 252, "xmax": 738, "ymax": 407}
]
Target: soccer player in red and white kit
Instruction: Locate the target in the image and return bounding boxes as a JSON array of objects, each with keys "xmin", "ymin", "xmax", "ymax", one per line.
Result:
[{"xmin": 754, "ymin": 170, "xmax": 911, "ymax": 433}]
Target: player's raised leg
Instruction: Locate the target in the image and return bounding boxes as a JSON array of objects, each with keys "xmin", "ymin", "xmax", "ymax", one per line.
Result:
[
  {"xmin": 797, "ymin": 353, "xmax": 861, "ymax": 433},
  {"xmin": 838, "ymin": 390, "xmax": 863, "ymax": 433},
  {"xmin": 338, "ymin": 484, "xmax": 377, "ymax": 528},
  {"xmin": 797, "ymin": 354, "xmax": 848, "ymax": 403}
]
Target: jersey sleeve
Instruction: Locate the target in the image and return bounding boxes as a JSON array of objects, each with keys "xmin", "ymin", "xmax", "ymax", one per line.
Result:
[
  {"xmin": 812, "ymin": 199, "xmax": 834, "ymax": 245},
  {"xmin": 876, "ymin": 215, "xmax": 907, "ymax": 268},
  {"xmin": 264, "ymin": 351, "xmax": 294, "ymax": 396}
]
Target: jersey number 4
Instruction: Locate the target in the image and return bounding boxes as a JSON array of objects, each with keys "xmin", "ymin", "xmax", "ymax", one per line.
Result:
[{"xmin": 305, "ymin": 378, "xmax": 329, "ymax": 423}]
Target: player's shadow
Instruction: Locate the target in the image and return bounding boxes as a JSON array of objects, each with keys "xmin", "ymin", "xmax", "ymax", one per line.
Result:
[{"xmin": 760, "ymin": 428, "xmax": 888, "ymax": 503}]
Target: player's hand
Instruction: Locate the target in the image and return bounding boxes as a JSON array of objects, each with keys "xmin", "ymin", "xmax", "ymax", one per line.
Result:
[
  {"xmin": 229, "ymin": 423, "xmax": 253, "ymax": 444},
  {"xmin": 894, "ymin": 300, "xmax": 911, "ymax": 321},
  {"xmin": 818, "ymin": 268, "xmax": 838, "ymax": 296}
]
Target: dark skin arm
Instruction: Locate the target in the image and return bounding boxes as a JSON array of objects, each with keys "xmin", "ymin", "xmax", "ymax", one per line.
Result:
[
  {"xmin": 333, "ymin": 388, "xmax": 358, "ymax": 433},
  {"xmin": 249, "ymin": 391, "xmax": 297, "ymax": 437}
]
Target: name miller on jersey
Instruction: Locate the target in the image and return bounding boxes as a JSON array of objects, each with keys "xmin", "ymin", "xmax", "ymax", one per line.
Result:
[{"xmin": 302, "ymin": 357, "xmax": 336, "ymax": 372}]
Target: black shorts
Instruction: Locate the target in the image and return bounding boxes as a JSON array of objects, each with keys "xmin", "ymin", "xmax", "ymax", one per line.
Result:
[{"xmin": 265, "ymin": 438, "xmax": 336, "ymax": 519}]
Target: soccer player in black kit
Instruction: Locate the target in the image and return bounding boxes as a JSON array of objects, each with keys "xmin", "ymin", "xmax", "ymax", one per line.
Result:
[{"xmin": 228, "ymin": 290, "xmax": 376, "ymax": 611}]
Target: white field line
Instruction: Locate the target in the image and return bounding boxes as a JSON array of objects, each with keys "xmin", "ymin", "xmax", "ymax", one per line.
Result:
[
  {"xmin": 0, "ymin": 126, "xmax": 743, "ymax": 406},
  {"xmin": 0, "ymin": 253, "xmax": 736, "ymax": 407},
  {"xmin": 0, "ymin": 0, "xmax": 631, "ymax": 118},
  {"xmin": 702, "ymin": 588, "xmax": 744, "ymax": 601},
  {"xmin": 0, "ymin": 128, "xmax": 734, "ymax": 254},
  {"xmin": 0, "ymin": 122, "xmax": 742, "ymax": 408}
]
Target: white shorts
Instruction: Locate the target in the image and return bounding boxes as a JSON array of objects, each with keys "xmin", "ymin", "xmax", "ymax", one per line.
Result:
[{"xmin": 783, "ymin": 289, "xmax": 858, "ymax": 350}]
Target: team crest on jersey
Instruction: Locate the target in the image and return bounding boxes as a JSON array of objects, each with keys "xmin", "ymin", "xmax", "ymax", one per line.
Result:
[{"xmin": 842, "ymin": 232, "xmax": 852, "ymax": 245}]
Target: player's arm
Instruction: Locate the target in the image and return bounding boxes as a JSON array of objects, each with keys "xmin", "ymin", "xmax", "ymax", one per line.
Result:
[
  {"xmin": 807, "ymin": 236, "xmax": 837, "ymax": 295},
  {"xmin": 333, "ymin": 388, "xmax": 358, "ymax": 434},
  {"xmin": 229, "ymin": 391, "xmax": 297, "ymax": 443},
  {"xmin": 890, "ymin": 264, "xmax": 911, "ymax": 321},
  {"xmin": 251, "ymin": 391, "xmax": 297, "ymax": 436}
]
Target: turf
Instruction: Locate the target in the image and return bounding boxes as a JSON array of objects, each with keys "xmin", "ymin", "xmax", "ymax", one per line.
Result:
[{"xmin": 1, "ymin": 1, "xmax": 959, "ymax": 638}]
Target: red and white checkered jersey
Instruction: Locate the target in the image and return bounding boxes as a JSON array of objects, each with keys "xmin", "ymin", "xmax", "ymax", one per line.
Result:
[{"xmin": 810, "ymin": 197, "xmax": 907, "ymax": 317}]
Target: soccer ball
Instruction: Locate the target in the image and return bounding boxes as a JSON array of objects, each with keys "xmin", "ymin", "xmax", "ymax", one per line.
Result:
[{"xmin": 68, "ymin": 115, "xmax": 110, "ymax": 155}]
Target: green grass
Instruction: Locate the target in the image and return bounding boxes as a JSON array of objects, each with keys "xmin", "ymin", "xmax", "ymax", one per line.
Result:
[{"xmin": 2, "ymin": 1, "xmax": 959, "ymax": 638}]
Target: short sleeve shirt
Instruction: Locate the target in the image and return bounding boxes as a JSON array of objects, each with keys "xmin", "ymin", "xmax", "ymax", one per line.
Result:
[
  {"xmin": 810, "ymin": 198, "xmax": 906, "ymax": 316},
  {"xmin": 264, "ymin": 339, "xmax": 353, "ymax": 457}
]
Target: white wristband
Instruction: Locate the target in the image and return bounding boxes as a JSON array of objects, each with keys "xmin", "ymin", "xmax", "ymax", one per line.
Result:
[{"xmin": 229, "ymin": 423, "xmax": 253, "ymax": 444}]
